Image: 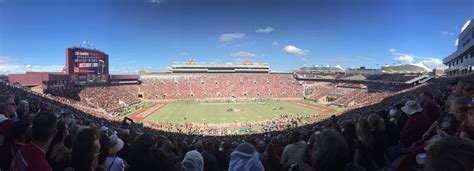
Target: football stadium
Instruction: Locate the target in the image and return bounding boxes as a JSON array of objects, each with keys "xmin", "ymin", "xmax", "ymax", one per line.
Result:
[{"xmin": 1, "ymin": 1, "xmax": 474, "ymax": 171}]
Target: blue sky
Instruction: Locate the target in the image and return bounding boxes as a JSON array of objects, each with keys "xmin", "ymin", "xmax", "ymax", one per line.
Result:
[{"xmin": 0, "ymin": 0, "xmax": 473, "ymax": 74}]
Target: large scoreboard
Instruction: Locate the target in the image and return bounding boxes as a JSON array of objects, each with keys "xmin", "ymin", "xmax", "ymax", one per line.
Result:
[{"xmin": 66, "ymin": 47, "xmax": 109, "ymax": 75}]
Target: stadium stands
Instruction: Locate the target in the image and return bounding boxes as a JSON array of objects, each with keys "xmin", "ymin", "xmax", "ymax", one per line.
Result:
[{"xmin": 0, "ymin": 74, "xmax": 473, "ymax": 171}]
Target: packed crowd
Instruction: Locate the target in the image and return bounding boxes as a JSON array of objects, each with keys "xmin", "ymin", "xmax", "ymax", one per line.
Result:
[
  {"xmin": 147, "ymin": 113, "xmax": 321, "ymax": 136},
  {"xmin": 0, "ymin": 75, "xmax": 473, "ymax": 171},
  {"xmin": 140, "ymin": 74, "xmax": 303, "ymax": 100},
  {"xmin": 305, "ymin": 83, "xmax": 392, "ymax": 108},
  {"xmin": 48, "ymin": 85, "xmax": 140, "ymax": 113}
]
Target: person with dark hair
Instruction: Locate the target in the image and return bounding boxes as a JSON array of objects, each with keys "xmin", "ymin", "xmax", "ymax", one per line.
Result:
[
  {"xmin": 381, "ymin": 109, "xmax": 400, "ymax": 146},
  {"xmin": 262, "ymin": 142, "xmax": 281, "ymax": 171},
  {"xmin": 96, "ymin": 132, "xmax": 110, "ymax": 171},
  {"xmin": 201, "ymin": 141, "xmax": 219, "ymax": 171},
  {"xmin": 10, "ymin": 110, "xmax": 58, "ymax": 171},
  {"xmin": 311, "ymin": 129, "xmax": 349, "ymax": 171},
  {"xmin": 0, "ymin": 120, "xmax": 29, "ymax": 171},
  {"xmin": 280, "ymin": 130, "xmax": 310, "ymax": 171},
  {"xmin": 342, "ymin": 122, "xmax": 357, "ymax": 162},
  {"xmin": 424, "ymin": 136, "xmax": 474, "ymax": 171},
  {"xmin": 46, "ymin": 121, "xmax": 71, "ymax": 171},
  {"xmin": 16, "ymin": 100, "xmax": 29, "ymax": 121},
  {"xmin": 367, "ymin": 114, "xmax": 387, "ymax": 168},
  {"xmin": 127, "ymin": 134, "xmax": 155, "ymax": 171},
  {"xmin": 71, "ymin": 127, "xmax": 101, "ymax": 171},
  {"xmin": 216, "ymin": 141, "xmax": 231, "ymax": 170},
  {"xmin": 419, "ymin": 92, "xmax": 441, "ymax": 124}
]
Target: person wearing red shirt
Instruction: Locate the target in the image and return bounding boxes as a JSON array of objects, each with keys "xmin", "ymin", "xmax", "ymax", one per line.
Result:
[{"xmin": 11, "ymin": 110, "xmax": 58, "ymax": 171}]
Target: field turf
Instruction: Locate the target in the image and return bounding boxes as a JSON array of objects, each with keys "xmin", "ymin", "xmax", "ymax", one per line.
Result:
[{"xmin": 142, "ymin": 100, "xmax": 334, "ymax": 124}]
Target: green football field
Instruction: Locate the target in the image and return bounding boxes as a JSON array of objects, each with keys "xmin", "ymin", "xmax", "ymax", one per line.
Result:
[{"xmin": 144, "ymin": 100, "xmax": 329, "ymax": 124}]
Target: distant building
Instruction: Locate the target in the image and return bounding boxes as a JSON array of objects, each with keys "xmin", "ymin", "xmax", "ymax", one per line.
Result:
[
  {"xmin": 346, "ymin": 67, "xmax": 383, "ymax": 75},
  {"xmin": 298, "ymin": 66, "xmax": 344, "ymax": 74},
  {"xmin": 443, "ymin": 19, "xmax": 474, "ymax": 76},
  {"xmin": 170, "ymin": 60, "xmax": 270, "ymax": 73},
  {"xmin": 8, "ymin": 72, "xmax": 73, "ymax": 91}
]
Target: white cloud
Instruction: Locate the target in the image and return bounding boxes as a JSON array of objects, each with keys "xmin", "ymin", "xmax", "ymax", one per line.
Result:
[
  {"xmin": 388, "ymin": 48, "xmax": 397, "ymax": 52},
  {"xmin": 219, "ymin": 33, "xmax": 245, "ymax": 42},
  {"xmin": 147, "ymin": 0, "xmax": 165, "ymax": 5},
  {"xmin": 282, "ymin": 45, "xmax": 309, "ymax": 57},
  {"xmin": 272, "ymin": 41, "xmax": 279, "ymax": 46},
  {"xmin": 256, "ymin": 27, "xmax": 274, "ymax": 33},
  {"xmin": 441, "ymin": 31, "xmax": 454, "ymax": 36},
  {"xmin": 0, "ymin": 56, "xmax": 63, "ymax": 74},
  {"xmin": 231, "ymin": 51, "xmax": 256, "ymax": 58},
  {"xmin": 394, "ymin": 54, "xmax": 415, "ymax": 63},
  {"xmin": 421, "ymin": 58, "xmax": 442, "ymax": 65},
  {"xmin": 0, "ymin": 64, "xmax": 63, "ymax": 74},
  {"xmin": 388, "ymin": 49, "xmax": 444, "ymax": 69}
]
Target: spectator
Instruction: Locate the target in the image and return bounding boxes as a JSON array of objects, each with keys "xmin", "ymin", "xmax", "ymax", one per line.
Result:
[
  {"xmin": 10, "ymin": 110, "xmax": 58, "ymax": 171},
  {"xmin": 96, "ymin": 132, "xmax": 110, "ymax": 171},
  {"xmin": 368, "ymin": 113, "xmax": 387, "ymax": 168},
  {"xmin": 458, "ymin": 97, "xmax": 474, "ymax": 140},
  {"xmin": 201, "ymin": 141, "xmax": 219, "ymax": 171},
  {"xmin": 127, "ymin": 134, "xmax": 156, "ymax": 171},
  {"xmin": 262, "ymin": 142, "xmax": 281, "ymax": 171},
  {"xmin": 424, "ymin": 136, "xmax": 474, "ymax": 171},
  {"xmin": 354, "ymin": 118, "xmax": 375, "ymax": 169},
  {"xmin": 216, "ymin": 141, "xmax": 231, "ymax": 170},
  {"xmin": 46, "ymin": 121, "xmax": 71, "ymax": 171},
  {"xmin": 391, "ymin": 105, "xmax": 408, "ymax": 136},
  {"xmin": 386, "ymin": 100, "xmax": 431, "ymax": 163},
  {"xmin": 419, "ymin": 92, "xmax": 441, "ymax": 124},
  {"xmin": 16, "ymin": 100, "xmax": 29, "ymax": 121},
  {"xmin": 0, "ymin": 94, "xmax": 17, "ymax": 146},
  {"xmin": 342, "ymin": 122, "xmax": 357, "ymax": 162},
  {"xmin": 399, "ymin": 100, "xmax": 431, "ymax": 145},
  {"xmin": 379, "ymin": 109, "xmax": 399, "ymax": 146},
  {"xmin": 459, "ymin": 80, "xmax": 474, "ymax": 97},
  {"xmin": 0, "ymin": 121, "xmax": 29, "ymax": 171},
  {"xmin": 104, "ymin": 134, "xmax": 125, "ymax": 171},
  {"xmin": 181, "ymin": 150, "xmax": 204, "ymax": 171},
  {"xmin": 311, "ymin": 129, "xmax": 349, "ymax": 171},
  {"xmin": 280, "ymin": 130, "xmax": 310, "ymax": 171},
  {"xmin": 229, "ymin": 143, "xmax": 264, "ymax": 171},
  {"xmin": 71, "ymin": 127, "xmax": 101, "ymax": 171},
  {"xmin": 421, "ymin": 96, "xmax": 467, "ymax": 141}
]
